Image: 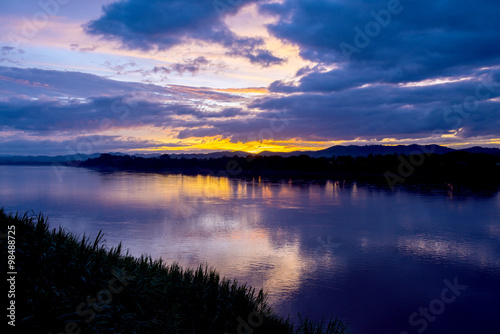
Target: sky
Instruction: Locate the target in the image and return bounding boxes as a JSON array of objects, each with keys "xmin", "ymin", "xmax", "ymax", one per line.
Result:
[{"xmin": 0, "ymin": 0, "xmax": 499, "ymax": 156}]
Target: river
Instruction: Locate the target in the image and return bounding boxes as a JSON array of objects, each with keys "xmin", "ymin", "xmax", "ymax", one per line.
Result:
[{"xmin": 1, "ymin": 165, "xmax": 499, "ymax": 333}]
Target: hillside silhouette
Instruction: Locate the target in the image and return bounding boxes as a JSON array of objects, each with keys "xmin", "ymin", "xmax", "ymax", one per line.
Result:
[{"xmin": 80, "ymin": 151, "xmax": 500, "ymax": 185}]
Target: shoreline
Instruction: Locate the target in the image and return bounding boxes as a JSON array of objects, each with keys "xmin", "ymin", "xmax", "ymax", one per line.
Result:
[{"xmin": 1, "ymin": 209, "xmax": 350, "ymax": 333}]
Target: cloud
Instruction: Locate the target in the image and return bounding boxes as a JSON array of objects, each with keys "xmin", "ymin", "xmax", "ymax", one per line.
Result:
[
  {"xmin": 103, "ymin": 60, "xmax": 138, "ymax": 73},
  {"xmin": 152, "ymin": 56, "xmax": 227, "ymax": 77},
  {"xmin": 0, "ymin": 66, "xmax": 239, "ymax": 102},
  {"xmin": 260, "ymin": 0, "xmax": 500, "ymax": 91},
  {"xmin": 0, "ymin": 45, "xmax": 25, "ymax": 65},
  {"xmin": 0, "ymin": 95, "xmax": 209, "ymax": 133},
  {"xmin": 102, "ymin": 60, "xmax": 154, "ymax": 77},
  {"xmin": 0, "ymin": 136, "xmax": 167, "ymax": 156},
  {"xmin": 195, "ymin": 0, "xmax": 500, "ymax": 146},
  {"xmin": 0, "ymin": 66, "xmax": 253, "ymax": 136},
  {"xmin": 171, "ymin": 56, "xmax": 209, "ymax": 75},
  {"xmin": 85, "ymin": 0, "xmax": 284, "ymax": 67},
  {"xmin": 247, "ymin": 76, "xmax": 500, "ymax": 142},
  {"xmin": 0, "ymin": 46, "xmax": 25, "ymax": 55},
  {"xmin": 70, "ymin": 43, "xmax": 98, "ymax": 53},
  {"xmin": 227, "ymin": 48, "xmax": 284, "ymax": 67},
  {"xmin": 1, "ymin": 66, "xmax": 498, "ymax": 153},
  {"xmin": 0, "ymin": 66, "xmax": 143, "ymax": 98},
  {"xmin": 152, "ymin": 66, "xmax": 171, "ymax": 75}
]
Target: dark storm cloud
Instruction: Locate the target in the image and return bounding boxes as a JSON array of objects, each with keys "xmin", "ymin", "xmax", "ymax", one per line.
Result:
[
  {"xmin": 247, "ymin": 76, "xmax": 500, "ymax": 141},
  {"xmin": 85, "ymin": 0, "xmax": 284, "ymax": 67},
  {"xmin": 260, "ymin": 0, "xmax": 500, "ymax": 91},
  {"xmin": 222, "ymin": 0, "xmax": 500, "ymax": 144}
]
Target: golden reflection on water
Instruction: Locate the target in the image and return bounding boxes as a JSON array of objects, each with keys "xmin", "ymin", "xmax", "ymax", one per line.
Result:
[
  {"xmin": 98, "ymin": 173, "xmax": 235, "ymax": 205},
  {"xmin": 97, "ymin": 173, "xmax": 326, "ymax": 303},
  {"xmin": 102, "ymin": 173, "xmax": 360, "ymax": 203},
  {"xmin": 99, "ymin": 174, "xmax": 358, "ymax": 287},
  {"xmin": 95, "ymin": 174, "xmax": 361, "ymax": 304},
  {"xmin": 99, "ymin": 173, "xmax": 357, "ymax": 210},
  {"xmin": 152, "ymin": 220, "xmax": 309, "ymax": 306}
]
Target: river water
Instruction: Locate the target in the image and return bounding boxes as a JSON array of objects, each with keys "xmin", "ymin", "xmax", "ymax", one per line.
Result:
[{"xmin": 1, "ymin": 165, "xmax": 499, "ymax": 333}]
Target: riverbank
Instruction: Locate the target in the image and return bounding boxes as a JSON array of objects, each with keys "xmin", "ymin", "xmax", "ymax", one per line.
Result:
[
  {"xmin": 79, "ymin": 152, "xmax": 500, "ymax": 186},
  {"xmin": 2, "ymin": 151, "xmax": 500, "ymax": 187},
  {"xmin": 1, "ymin": 209, "xmax": 349, "ymax": 333}
]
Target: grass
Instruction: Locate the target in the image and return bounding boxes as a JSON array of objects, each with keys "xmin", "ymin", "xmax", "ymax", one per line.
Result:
[{"xmin": 1, "ymin": 208, "xmax": 350, "ymax": 334}]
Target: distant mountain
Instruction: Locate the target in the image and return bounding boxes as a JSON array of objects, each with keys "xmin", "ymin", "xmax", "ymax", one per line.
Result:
[
  {"xmin": 0, "ymin": 153, "xmax": 102, "ymax": 164},
  {"xmin": 459, "ymin": 146, "xmax": 500, "ymax": 156},
  {"xmin": 1, "ymin": 145, "xmax": 499, "ymax": 165},
  {"xmin": 259, "ymin": 144, "xmax": 454, "ymax": 158},
  {"xmin": 0, "ymin": 151, "xmax": 246, "ymax": 164}
]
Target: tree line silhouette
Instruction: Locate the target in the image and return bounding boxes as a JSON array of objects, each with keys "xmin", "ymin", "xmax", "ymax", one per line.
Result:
[{"xmin": 80, "ymin": 151, "xmax": 500, "ymax": 184}]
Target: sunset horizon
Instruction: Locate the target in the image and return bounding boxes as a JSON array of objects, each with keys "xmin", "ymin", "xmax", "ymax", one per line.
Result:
[{"xmin": 1, "ymin": 0, "xmax": 499, "ymax": 156}]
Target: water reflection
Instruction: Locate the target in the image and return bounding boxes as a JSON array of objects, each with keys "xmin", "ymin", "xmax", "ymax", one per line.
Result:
[{"xmin": 1, "ymin": 166, "xmax": 499, "ymax": 334}]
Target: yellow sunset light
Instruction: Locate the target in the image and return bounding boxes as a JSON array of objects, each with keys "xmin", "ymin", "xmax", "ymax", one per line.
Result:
[{"xmin": 135, "ymin": 138, "xmax": 338, "ymax": 154}]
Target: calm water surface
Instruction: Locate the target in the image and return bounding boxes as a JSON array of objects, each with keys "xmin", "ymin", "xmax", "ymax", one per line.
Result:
[{"xmin": 1, "ymin": 166, "xmax": 499, "ymax": 333}]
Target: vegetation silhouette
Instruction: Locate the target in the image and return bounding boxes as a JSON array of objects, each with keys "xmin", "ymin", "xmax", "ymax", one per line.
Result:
[
  {"xmin": 1, "ymin": 209, "xmax": 350, "ymax": 333},
  {"xmin": 80, "ymin": 152, "xmax": 500, "ymax": 185}
]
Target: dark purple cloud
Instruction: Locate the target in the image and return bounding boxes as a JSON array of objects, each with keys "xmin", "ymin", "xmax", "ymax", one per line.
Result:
[
  {"xmin": 0, "ymin": 95, "xmax": 253, "ymax": 135},
  {"xmin": 0, "ymin": 66, "xmax": 238, "ymax": 101},
  {"xmin": 247, "ymin": 75, "xmax": 500, "ymax": 142},
  {"xmin": 171, "ymin": 81, "xmax": 500, "ymax": 142},
  {"xmin": 225, "ymin": 0, "xmax": 500, "ymax": 146},
  {"xmin": 0, "ymin": 66, "xmax": 256, "ymax": 140},
  {"xmin": 0, "ymin": 66, "xmax": 147, "ymax": 98},
  {"xmin": 85, "ymin": 0, "xmax": 284, "ymax": 67},
  {"xmin": 1, "ymin": 65, "xmax": 499, "ymax": 149},
  {"xmin": 260, "ymin": 0, "xmax": 500, "ymax": 91}
]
